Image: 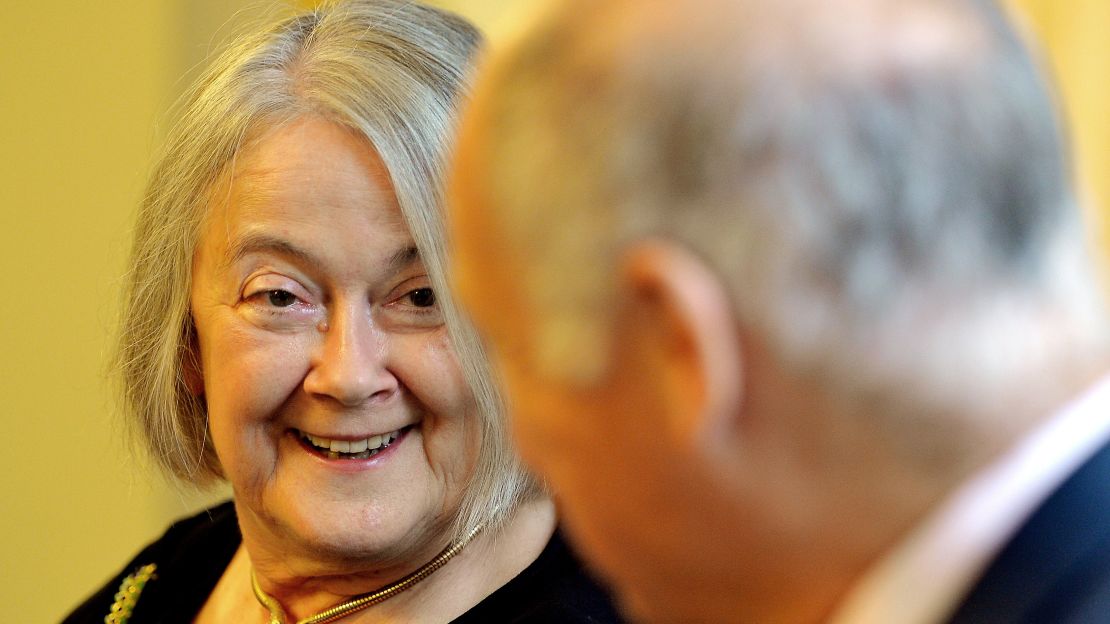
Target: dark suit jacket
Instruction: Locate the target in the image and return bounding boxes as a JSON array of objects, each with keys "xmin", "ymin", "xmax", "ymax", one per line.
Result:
[{"xmin": 947, "ymin": 439, "xmax": 1110, "ymax": 623}]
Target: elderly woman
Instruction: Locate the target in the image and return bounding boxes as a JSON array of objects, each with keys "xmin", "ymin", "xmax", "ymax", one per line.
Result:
[{"xmin": 63, "ymin": 2, "xmax": 622, "ymax": 623}]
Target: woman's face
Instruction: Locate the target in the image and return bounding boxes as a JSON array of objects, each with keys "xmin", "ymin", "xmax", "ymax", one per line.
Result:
[{"xmin": 189, "ymin": 116, "xmax": 478, "ymax": 566}]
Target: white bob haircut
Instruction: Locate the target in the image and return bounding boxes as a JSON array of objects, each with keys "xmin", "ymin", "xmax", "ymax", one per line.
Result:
[{"xmin": 115, "ymin": 0, "xmax": 535, "ymax": 540}]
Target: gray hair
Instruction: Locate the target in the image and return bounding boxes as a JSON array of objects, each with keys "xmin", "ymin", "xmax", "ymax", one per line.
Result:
[
  {"xmin": 476, "ymin": 0, "xmax": 1108, "ymax": 417},
  {"xmin": 116, "ymin": 0, "xmax": 535, "ymax": 540}
]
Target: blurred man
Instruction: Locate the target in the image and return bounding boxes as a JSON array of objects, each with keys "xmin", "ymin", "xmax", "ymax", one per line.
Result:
[{"xmin": 450, "ymin": 0, "xmax": 1110, "ymax": 621}]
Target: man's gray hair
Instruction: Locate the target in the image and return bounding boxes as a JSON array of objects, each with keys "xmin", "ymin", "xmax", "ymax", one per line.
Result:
[{"xmin": 478, "ymin": 0, "xmax": 1108, "ymax": 416}]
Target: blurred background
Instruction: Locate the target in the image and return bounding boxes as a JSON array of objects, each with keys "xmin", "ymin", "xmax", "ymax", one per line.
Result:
[{"xmin": 0, "ymin": 0, "xmax": 1105, "ymax": 621}]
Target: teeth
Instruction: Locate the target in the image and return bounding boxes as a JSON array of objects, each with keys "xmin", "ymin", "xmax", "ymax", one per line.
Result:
[{"xmin": 301, "ymin": 428, "xmax": 403, "ymax": 456}]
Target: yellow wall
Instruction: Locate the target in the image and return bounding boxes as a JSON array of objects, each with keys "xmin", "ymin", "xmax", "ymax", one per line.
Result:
[
  {"xmin": 1006, "ymin": 0, "xmax": 1110, "ymax": 249},
  {"xmin": 431, "ymin": 0, "xmax": 533, "ymax": 36},
  {"xmin": 1, "ymin": 1, "xmax": 1102, "ymax": 622},
  {"xmin": 2, "ymin": 3, "xmax": 177, "ymax": 620}
]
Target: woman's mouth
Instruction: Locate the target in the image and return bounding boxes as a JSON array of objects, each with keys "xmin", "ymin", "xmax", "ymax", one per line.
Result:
[{"xmin": 296, "ymin": 426, "xmax": 411, "ymax": 460}]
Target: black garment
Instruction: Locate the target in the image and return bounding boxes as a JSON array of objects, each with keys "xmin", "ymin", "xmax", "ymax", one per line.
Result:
[
  {"xmin": 63, "ymin": 502, "xmax": 624, "ymax": 623},
  {"xmin": 948, "ymin": 439, "xmax": 1110, "ymax": 623}
]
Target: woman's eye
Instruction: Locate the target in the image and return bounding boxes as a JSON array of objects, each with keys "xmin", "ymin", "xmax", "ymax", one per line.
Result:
[
  {"xmin": 376, "ymin": 283, "xmax": 442, "ymax": 330},
  {"xmin": 266, "ymin": 289, "xmax": 298, "ymax": 307},
  {"xmin": 406, "ymin": 288, "xmax": 436, "ymax": 308},
  {"xmin": 239, "ymin": 277, "xmax": 317, "ymax": 329}
]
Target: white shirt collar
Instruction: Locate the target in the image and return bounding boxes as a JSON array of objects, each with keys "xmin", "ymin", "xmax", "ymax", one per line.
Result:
[{"xmin": 827, "ymin": 374, "xmax": 1110, "ymax": 624}]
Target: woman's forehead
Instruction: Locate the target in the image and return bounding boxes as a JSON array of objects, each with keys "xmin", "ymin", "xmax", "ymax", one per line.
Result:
[
  {"xmin": 225, "ymin": 117, "xmax": 397, "ymax": 209},
  {"xmin": 195, "ymin": 117, "xmax": 417, "ymax": 277}
]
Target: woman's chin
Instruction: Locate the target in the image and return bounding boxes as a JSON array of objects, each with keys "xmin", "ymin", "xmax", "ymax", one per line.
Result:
[{"xmin": 251, "ymin": 492, "xmax": 448, "ymax": 570}]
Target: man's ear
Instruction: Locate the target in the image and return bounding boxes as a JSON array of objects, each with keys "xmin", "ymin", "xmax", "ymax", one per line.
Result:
[
  {"xmin": 619, "ymin": 239, "xmax": 743, "ymax": 444},
  {"xmin": 183, "ymin": 326, "xmax": 205, "ymax": 397}
]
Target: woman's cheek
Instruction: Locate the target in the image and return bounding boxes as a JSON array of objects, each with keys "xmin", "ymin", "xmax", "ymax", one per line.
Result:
[
  {"xmin": 398, "ymin": 331, "xmax": 479, "ymax": 452},
  {"xmin": 407, "ymin": 330, "xmax": 471, "ymax": 415},
  {"xmin": 204, "ymin": 325, "xmax": 318, "ymax": 439}
]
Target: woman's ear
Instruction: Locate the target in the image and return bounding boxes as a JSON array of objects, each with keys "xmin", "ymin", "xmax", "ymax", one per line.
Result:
[{"xmin": 619, "ymin": 239, "xmax": 744, "ymax": 445}]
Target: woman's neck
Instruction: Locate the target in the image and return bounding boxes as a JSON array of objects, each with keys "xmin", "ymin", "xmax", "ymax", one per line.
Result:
[{"xmin": 199, "ymin": 498, "xmax": 556, "ymax": 624}]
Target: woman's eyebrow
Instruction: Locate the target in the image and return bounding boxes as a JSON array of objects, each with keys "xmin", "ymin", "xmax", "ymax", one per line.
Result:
[
  {"xmin": 222, "ymin": 232, "xmax": 421, "ymax": 274},
  {"xmin": 222, "ymin": 232, "xmax": 323, "ymax": 273},
  {"xmin": 388, "ymin": 245, "xmax": 421, "ymax": 271}
]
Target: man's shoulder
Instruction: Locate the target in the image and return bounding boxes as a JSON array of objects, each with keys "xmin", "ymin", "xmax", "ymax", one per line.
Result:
[
  {"xmin": 62, "ymin": 501, "xmax": 240, "ymax": 624},
  {"xmin": 949, "ymin": 439, "xmax": 1110, "ymax": 623}
]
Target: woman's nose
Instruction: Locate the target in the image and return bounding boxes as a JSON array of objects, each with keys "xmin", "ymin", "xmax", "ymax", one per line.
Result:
[{"xmin": 303, "ymin": 306, "xmax": 399, "ymax": 407}]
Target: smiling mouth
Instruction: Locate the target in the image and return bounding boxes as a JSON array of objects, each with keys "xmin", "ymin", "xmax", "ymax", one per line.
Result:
[{"xmin": 296, "ymin": 426, "xmax": 410, "ymax": 460}]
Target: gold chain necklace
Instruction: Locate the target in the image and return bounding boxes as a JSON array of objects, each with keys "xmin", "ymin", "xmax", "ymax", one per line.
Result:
[{"xmin": 250, "ymin": 523, "xmax": 483, "ymax": 624}]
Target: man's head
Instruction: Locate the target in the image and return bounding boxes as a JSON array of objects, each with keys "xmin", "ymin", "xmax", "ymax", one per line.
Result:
[{"xmin": 451, "ymin": 0, "xmax": 1109, "ymax": 620}]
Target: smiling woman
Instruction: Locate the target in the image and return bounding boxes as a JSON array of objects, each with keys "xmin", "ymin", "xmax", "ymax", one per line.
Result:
[{"xmin": 61, "ymin": 1, "xmax": 622, "ymax": 622}]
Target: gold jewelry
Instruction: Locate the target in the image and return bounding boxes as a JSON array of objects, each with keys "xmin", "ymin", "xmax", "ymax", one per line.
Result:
[
  {"xmin": 105, "ymin": 563, "xmax": 157, "ymax": 624},
  {"xmin": 250, "ymin": 523, "xmax": 484, "ymax": 624}
]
